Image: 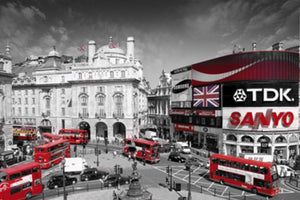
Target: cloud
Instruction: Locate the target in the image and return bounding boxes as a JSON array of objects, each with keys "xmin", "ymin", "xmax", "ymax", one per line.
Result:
[{"xmin": 0, "ymin": 2, "xmax": 46, "ymax": 61}]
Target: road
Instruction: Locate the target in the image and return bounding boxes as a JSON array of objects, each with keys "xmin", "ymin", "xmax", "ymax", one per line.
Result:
[{"xmin": 37, "ymin": 145, "xmax": 300, "ymax": 200}]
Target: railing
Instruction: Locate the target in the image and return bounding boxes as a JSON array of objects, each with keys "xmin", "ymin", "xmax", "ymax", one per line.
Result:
[
  {"xmin": 78, "ymin": 113, "xmax": 89, "ymax": 118},
  {"xmin": 95, "ymin": 112, "xmax": 106, "ymax": 119},
  {"xmin": 113, "ymin": 113, "xmax": 124, "ymax": 119}
]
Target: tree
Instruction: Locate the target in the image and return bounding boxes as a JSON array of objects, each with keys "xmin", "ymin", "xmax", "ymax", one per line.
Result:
[{"xmin": 294, "ymin": 155, "xmax": 300, "ymax": 170}]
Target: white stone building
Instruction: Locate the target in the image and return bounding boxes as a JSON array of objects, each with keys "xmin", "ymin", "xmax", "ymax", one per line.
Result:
[{"xmin": 11, "ymin": 37, "xmax": 150, "ymax": 142}]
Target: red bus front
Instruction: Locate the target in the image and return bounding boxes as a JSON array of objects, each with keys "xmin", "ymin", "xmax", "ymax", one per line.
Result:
[
  {"xmin": 0, "ymin": 162, "xmax": 42, "ymax": 200},
  {"xmin": 209, "ymin": 154, "xmax": 280, "ymax": 196},
  {"xmin": 58, "ymin": 129, "xmax": 89, "ymax": 145},
  {"xmin": 123, "ymin": 138, "xmax": 160, "ymax": 164},
  {"xmin": 34, "ymin": 139, "xmax": 70, "ymax": 169}
]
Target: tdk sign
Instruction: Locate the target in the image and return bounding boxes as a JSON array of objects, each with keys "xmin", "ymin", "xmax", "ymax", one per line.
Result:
[
  {"xmin": 223, "ymin": 82, "xmax": 298, "ymax": 107},
  {"xmin": 233, "ymin": 88, "xmax": 294, "ymax": 102}
]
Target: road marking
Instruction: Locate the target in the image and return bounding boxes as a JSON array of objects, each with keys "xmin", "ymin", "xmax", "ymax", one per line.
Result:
[
  {"xmin": 193, "ymin": 171, "xmax": 208, "ymax": 184},
  {"xmin": 173, "ymin": 169, "xmax": 184, "ymax": 175},
  {"xmin": 207, "ymin": 182, "xmax": 214, "ymax": 190},
  {"xmin": 221, "ymin": 186, "xmax": 228, "ymax": 196},
  {"xmin": 183, "ymin": 174, "xmax": 189, "ymax": 180}
]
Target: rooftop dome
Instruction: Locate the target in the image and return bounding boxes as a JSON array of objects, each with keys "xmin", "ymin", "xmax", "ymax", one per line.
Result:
[
  {"xmin": 48, "ymin": 46, "xmax": 59, "ymax": 57},
  {"xmin": 96, "ymin": 44, "xmax": 125, "ymax": 55},
  {"xmin": 95, "ymin": 36, "xmax": 125, "ymax": 55}
]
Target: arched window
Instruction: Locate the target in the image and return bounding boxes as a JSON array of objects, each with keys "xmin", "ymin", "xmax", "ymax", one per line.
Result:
[
  {"xmin": 258, "ymin": 136, "xmax": 271, "ymax": 143},
  {"xmin": 89, "ymin": 72, "xmax": 92, "ymax": 79},
  {"xmin": 78, "ymin": 73, "xmax": 82, "ymax": 79},
  {"xmin": 275, "ymin": 136, "xmax": 287, "ymax": 143},
  {"xmin": 241, "ymin": 136, "xmax": 254, "ymax": 143},
  {"xmin": 110, "ymin": 71, "xmax": 114, "ymax": 78},
  {"xmin": 45, "ymin": 97, "xmax": 50, "ymax": 109},
  {"xmin": 96, "ymin": 95, "xmax": 105, "ymax": 106},
  {"xmin": 227, "ymin": 134, "xmax": 237, "ymax": 141}
]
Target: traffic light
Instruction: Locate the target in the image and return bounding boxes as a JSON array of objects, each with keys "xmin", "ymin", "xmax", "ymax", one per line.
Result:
[
  {"xmin": 166, "ymin": 166, "xmax": 170, "ymax": 174},
  {"xmin": 114, "ymin": 165, "xmax": 118, "ymax": 174},
  {"xmin": 118, "ymin": 167, "xmax": 123, "ymax": 174}
]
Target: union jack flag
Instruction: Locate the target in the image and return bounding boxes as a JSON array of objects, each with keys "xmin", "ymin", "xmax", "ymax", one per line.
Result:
[{"xmin": 193, "ymin": 85, "xmax": 220, "ymax": 107}]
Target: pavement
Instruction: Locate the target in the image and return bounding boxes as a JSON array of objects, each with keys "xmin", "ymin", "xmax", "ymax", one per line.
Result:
[{"xmin": 47, "ymin": 186, "xmax": 223, "ymax": 200}]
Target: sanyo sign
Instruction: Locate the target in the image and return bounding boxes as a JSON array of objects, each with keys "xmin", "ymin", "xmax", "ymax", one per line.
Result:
[{"xmin": 223, "ymin": 107, "xmax": 298, "ymax": 131}]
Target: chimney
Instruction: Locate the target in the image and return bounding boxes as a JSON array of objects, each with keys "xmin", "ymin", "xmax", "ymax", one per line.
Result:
[
  {"xmin": 252, "ymin": 42, "xmax": 257, "ymax": 51},
  {"xmin": 279, "ymin": 42, "xmax": 284, "ymax": 50},
  {"xmin": 88, "ymin": 40, "xmax": 96, "ymax": 64},
  {"xmin": 126, "ymin": 36, "xmax": 135, "ymax": 62}
]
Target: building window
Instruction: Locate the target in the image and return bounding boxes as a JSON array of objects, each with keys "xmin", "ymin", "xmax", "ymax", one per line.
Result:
[
  {"xmin": 32, "ymin": 89, "xmax": 35, "ymax": 95},
  {"xmin": 121, "ymin": 70, "xmax": 125, "ymax": 78},
  {"xmin": 62, "ymin": 108, "xmax": 65, "ymax": 116},
  {"xmin": 97, "ymin": 86, "xmax": 104, "ymax": 93},
  {"xmin": 18, "ymin": 107, "xmax": 21, "ymax": 115},
  {"xmin": 115, "ymin": 94, "xmax": 123, "ymax": 117},
  {"xmin": 110, "ymin": 71, "xmax": 114, "ymax": 78},
  {"xmin": 46, "ymin": 98, "xmax": 50, "ymax": 109},
  {"xmin": 0, "ymin": 62, "xmax": 3, "ymax": 71},
  {"xmin": 97, "ymin": 96, "xmax": 105, "ymax": 106},
  {"xmin": 81, "ymin": 87, "xmax": 87, "ymax": 93},
  {"xmin": 61, "ymin": 76, "xmax": 65, "ymax": 82},
  {"xmin": 61, "ymin": 88, "xmax": 65, "ymax": 95},
  {"xmin": 78, "ymin": 73, "xmax": 82, "ymax": 79},
  {"xmin": 25, "ymin": 90, "xmax": 28, "ymax": 95},
  {"xmin": 25, "ymin": 98, "xmax": 28, "ymax": 105},
  {"xmin": 18, "ymin": 98, "xmax": 21, "ymax": 104},
  {"xmin": 12, "ymin": 108, "xmax": 15, "ymax": 115},
  {"xmin": 32, "ymin": 98, "xmax": 35, "ymax": 105},
  {"xmin": 80, "ymin": 96, "xmax": 88, "ymax": 106},
  {"xmin": 89, "ymin": 72, "xmax": 92, "ymax": 79},
  {"xmin": 82, "ymin": 108, "xmax": 88, "ymax": 117},
  {"xmin": 32, "ymin": 107, "xmax": 35, "ymax": 115},
  {"xmin": 25, "ymin": 107, "xmax": 28, "ymax": 115}
]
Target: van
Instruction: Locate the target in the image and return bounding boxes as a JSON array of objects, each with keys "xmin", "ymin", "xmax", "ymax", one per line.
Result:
[
  {"xmin": 63, "ymin": 157, "xmax": 89, "ymax": 175},
  {"xmin": 276, "ymin": 165, "xmax": 295, "ymax": 177},
  {"xmin": 175, "ymin": 142, "xmax": 190, "ymax": 154}
]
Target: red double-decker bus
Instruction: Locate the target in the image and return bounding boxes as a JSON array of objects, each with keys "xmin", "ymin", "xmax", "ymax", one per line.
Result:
[
  {"xmin": 58, "ymin": 129, "xmax": 89, "ymax": 145},
  {"xmin": 123, "ymin": 138, "xmax": 160, "ymax": 163},
  {"xmin": 42, "ymin": 132, "xmax": 63, "ymax": 143},
  {"xmin": 34, "ymin": 139, "xmax": 71, "ymax": 169},
  {"xmin": 0, "ymin": 162, "xmax": 43, "ymax": 200},
  {"xmin": 13, "ymin": 127, "xmax": 37, "ymax": 141},
  {"xmin": 209, "ymin": 154, "xmax": 280, "ymax": 196}
]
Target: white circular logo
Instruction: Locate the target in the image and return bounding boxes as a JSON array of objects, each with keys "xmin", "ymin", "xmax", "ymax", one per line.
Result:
[{"xmin": 233, "ymin": 89, "xmax": 247, "ymax": 102}]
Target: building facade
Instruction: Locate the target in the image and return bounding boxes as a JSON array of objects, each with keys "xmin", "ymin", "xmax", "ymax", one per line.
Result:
[
  {"xmin": 11, "ymin": 37, "xmax": 150, "ymax": 143},
  {"xmin": 147, "ymin": 70, "xmax": 172, "ymax": 139},
  {"xmin": 0, "ymin": 44, "xmax": 13, "ymax": 152},
  {"xmin": 170, "ymin": 50, "xmax": 299, "ymax": 164}
]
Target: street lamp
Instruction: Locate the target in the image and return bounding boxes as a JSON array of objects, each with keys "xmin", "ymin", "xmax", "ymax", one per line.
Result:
[
  {"xmin": 186, "ymin": 161, "xmax": 192, "ymax": 200},
  {"xmin": 96, "ymin": 136, "xmax": 100, "ymax": 167},
  {"xmin": 62, "ymin": 158, "xmax": 67, "ymax": 200}
]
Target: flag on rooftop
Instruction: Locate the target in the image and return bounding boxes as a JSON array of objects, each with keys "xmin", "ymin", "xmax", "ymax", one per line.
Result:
[{"xmin": 77, "ymin": 46, "xmax": 85, "ymax": 51}]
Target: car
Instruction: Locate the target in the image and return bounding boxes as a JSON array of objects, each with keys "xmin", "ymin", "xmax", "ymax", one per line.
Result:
[
  {"xmin": 168, "ymin": 151, "xmax": 186, "ymax": 163},
  {"xmin": 102, "ymin": 174, "xmax": 130, "ymax": 187},
  {"xmin": 276, "ymin": 165, "xmax": 295, "ymax": 177},
  {"xmin": 80, "ymin": 167, "xmax": 109, "ymax": 181},
  {"xmin": 47, "ymin": 173, "xmax": 77, "ymax": 189}
]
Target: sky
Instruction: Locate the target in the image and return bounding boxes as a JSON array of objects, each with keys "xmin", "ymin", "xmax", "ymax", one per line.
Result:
[{"xmin": 0, "ymin": 0, "xmax": 299, "ymax": 87}]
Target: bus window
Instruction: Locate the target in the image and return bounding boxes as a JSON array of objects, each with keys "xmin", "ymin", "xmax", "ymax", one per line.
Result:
[
  {"xmin": 0, "ymin": 172, "xmax": 7, "ymax": 182},
  {"xmin": 10, "ymin": 173, "xmax": 21, "ymax": 180},
  {"xmin": 232, "ymin": 162, "xmax": 240, "ymax": 168},
  {"xmin": 219, "ymin": 159, "xmax": 226, "ymax": 166},
  {"xmin": 23, "ymin": 182, "xmax": 32, "ymax": 190},
  {"xmin": 32, "ymin": 167, "xmax": 40, "ymax": 173},
  {"xmin": 212, "ymin": 158, "xmax": 219, "ymax": 164},
  {"xmin": 10, "ymin": 186, "xmax": 22, "ymax": 195},
  {"xmin": 22, "ymin": 169, "xmax": 31, "ymax": 176}
]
